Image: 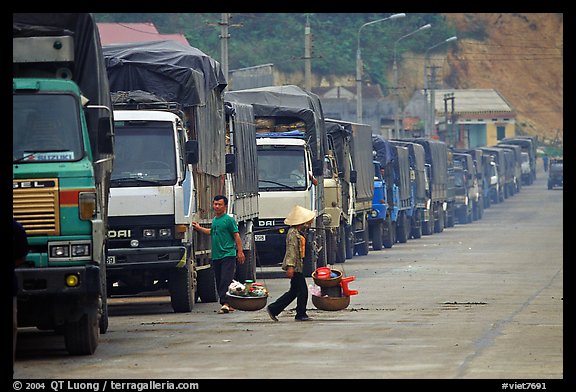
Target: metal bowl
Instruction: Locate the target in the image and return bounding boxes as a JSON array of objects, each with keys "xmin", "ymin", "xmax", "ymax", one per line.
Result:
[
  {"xmin": 311, "ymin": 294, "xmax": 350, "ymax": 311},
  {"xmin": 226, "ymin": 293, "xmax": 268, "ymax": 311}
]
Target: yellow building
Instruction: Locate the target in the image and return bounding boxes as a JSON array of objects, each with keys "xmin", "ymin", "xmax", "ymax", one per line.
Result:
[{"xmin": 433, "ymin": 89, "xmax": 516, "ymax": 148}]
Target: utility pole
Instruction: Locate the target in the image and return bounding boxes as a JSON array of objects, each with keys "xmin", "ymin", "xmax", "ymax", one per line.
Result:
[
  {"xmin": 427, "ymin": 65, "xmax": 440, "ymax": 139},
  {"xmin": 220, "ymin": 13, "xmax": 230, "ymax": 90},
  {"xmin": 304, "ymin": 16, "xmax": 312, "ymax": 91}
]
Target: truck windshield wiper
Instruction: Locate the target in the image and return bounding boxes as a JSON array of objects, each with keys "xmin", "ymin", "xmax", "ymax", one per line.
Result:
[
  {"xmin": 258, "ymin": 179, "xmax": 297, "ymax": 190},
  {"xmin": 111, "ymin": 177, "xmax": 163, "ymax": 185}
]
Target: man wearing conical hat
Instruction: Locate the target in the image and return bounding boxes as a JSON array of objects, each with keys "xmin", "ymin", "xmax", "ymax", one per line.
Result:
[{"xmin": 266, "ymin": 205, "xmax": 315, "ymax": 321}]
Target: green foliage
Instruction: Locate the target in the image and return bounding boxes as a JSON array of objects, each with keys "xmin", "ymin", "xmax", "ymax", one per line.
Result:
[{"xmin": 95, "ymin": 13, "xmax": 457, "ymax": 89}]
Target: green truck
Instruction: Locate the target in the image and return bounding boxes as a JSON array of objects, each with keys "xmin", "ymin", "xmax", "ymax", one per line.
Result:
[{"xmin": 13, "ymin": 13, "xmax": 114, "ymax": 355}]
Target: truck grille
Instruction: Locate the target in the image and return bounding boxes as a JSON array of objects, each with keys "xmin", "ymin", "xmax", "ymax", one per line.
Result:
[{"xmin": 13, "ymin": 178, "xmax": 60, "ymax": 235}]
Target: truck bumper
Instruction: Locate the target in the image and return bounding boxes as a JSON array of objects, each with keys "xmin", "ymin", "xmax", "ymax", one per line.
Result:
[
  {"xmin": 16, "ymin": 264, "xmax": 101, "ymax": 297},
  {"xmin": 255, "ymin": 232, "xmax": 287, "ymax": 265},
  {"xmin": 106, "ymin": 246, "xmax": 187, "ymax": 270}
]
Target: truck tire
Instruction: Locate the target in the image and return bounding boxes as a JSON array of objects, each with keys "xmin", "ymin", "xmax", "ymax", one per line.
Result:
[
  {"xmin": 196, "ymin": 265, "xmax": 218, "ymax": 303},
  {"xmin": 434, "ymin": 208, "xmax": 445, "ymax": 233},
  {"xmin": 354, "ymin": 217, "xmax": 369, "ymax": 256},
  {"xmin": 64, "ymin": 307, "xmax": 99, "ymax": 356},
  {"xmin": 236, "ymin": 237, "xmax": 257, "ymax": 283},
  {"xmin": 325, "ymin": 230, "xmax": 338, "ymax": 264},
  {"xmin": 382, "ymin": 216, "xmax": 396, "ymax": 249},
  {"xmin": 371, "ymin": 221, "xmax": 383, "ymax": 250},
  {"xmin": 335, "ymin": 224, "xmax": 346, "ymax": 264},
  {"xmin": 169, "ymin": 259, "xmax": 195, "ymax": 313},
  {"xmin": 397, "ymin": 212, "xmax": 409, "ymax": 243},
  {"xmin": 99, "ymin": 283, "xmax": 109, "ymax": 334},
  {"xmin": 344, "ymin": 225, "xmax": 354, "ymax": 260},
  {"xmin": 422, "ymin": 213, "xmax": 434, "ymax": 236},
  {"xmin": 411, "ymin": 216, "xmax": 422, "ymax": 239}
]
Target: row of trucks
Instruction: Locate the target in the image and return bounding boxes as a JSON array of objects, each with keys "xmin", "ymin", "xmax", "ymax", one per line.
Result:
[
  {"xmin": 13, "ymin": 13, "xmax": 542, "ymax": 356},
  {"xmin": 12, "ymin": 14, "xmax": 262, "ymax": 355},
  {"xmin": 102, "ymin": 40, "xmax": 260, "ymax": 310}
]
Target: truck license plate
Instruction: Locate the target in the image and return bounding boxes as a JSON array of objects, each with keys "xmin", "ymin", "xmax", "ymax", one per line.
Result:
[
  {"xmin": 255, "ymin": 235, "xmax": 266, "ymax": 242},
  {"xmin": 106, "ymin": 256, "xmax": 116, "ymax": 264}
]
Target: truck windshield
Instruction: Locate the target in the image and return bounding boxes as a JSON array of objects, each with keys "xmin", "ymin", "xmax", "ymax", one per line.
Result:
[
  {"xmin": 258, "ymin": 148, "xmax": 307, "ymax": 191},
  {"xmin": 111, "ymin": 121, "xmax": 177, "ymax": 186},
  {"xmin": 13, "ymin": 94, "xmax": 84, "ymax": 162}
]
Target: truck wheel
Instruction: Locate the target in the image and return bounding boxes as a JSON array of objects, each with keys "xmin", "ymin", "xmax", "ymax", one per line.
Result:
[
  {"xmin": 397, "ymin": 212, "xmax": 409, "ymax": 243},
  {"xmin": 325, "ymin": 230, "xmax": 338, "ymax": 264},
  {"xmin": 235, "ymin": 237, "xmax": 257, "ymax": 283},
  {"xmin": 196, "ymin": 264, "xmax": 218, "ymax": 303},
  {"xmin": 411, "ymin": 217, "xmax": 422, "ymax": 239},
  {"xmin": 371, "ymin": 221, "xmax": 383, "ymax": 250},
  {"xmin": 434, "ymin": 208, "xmax": 445, "ymax": 233},
  {"xmin": 99, "ymin": 283, "xmax": 109, "ymax": 334},
  {"xmin": 169, "ymin": 259, "xmax": 194, "ymax": 313},
  {"xmin": 344, "ymin": 225, "xmax": 354, "ymax": 260},
  {"xmin": 335, "ymin": 224, "xmax": 346, "ymax": 263},
  {"xmin": 383, "ymin": 216, "xmax": 395, "ymax": 248},
  {"xmin": 302, "ymin": 244, "xmax": 317, "ymax": 277},
  {"xmin": 64, "ymin": 308, "xmax": 99, "ymax": 356}
]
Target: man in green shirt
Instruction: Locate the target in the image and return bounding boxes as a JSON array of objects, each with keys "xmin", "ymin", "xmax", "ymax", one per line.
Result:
[{"xmin": 192, "ymin": 195, "xmax": 245, "ymax": 313}]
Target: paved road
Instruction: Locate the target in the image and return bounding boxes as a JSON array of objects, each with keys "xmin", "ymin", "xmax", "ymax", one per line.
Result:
[{"xmin": 14, "ymin": 167, "xmax": 563, "ymax": 383}]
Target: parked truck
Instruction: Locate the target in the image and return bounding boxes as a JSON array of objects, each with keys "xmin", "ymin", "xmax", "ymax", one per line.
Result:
[
  {"xmin": 13, "ymin": 13, "xmax": 115, "ymax": 355},
  {"xmin": 325, "ymin": 119, "xmax": 374, "ymax": 256},
  {"xmin": 451, "ymin": 152, "xmax": 482, "ymax": 223},
  {"xmin": 102, "ymin": 40, "xmax": 258, "ymax": 309},
  {"xmin": 324, "ymin": 120, "xmax": 355, "ymax": 261},
  {"xmin": 372, "ymin": 135, "xmax": 412, "ymax": 244},
  {"xmin": 401, "ymin": 139, "xmax": 454, "ymax": 233},
  {"xmin": 390, "ymin": 140, "xmax": 430, "ymax": 238},
  {"xmin": 226, "ymin": 85, "xmax": 328, "ymax": 276},
  {"xmin": 500, "ymin": 137, "xmax": 537, "ymax": 184},
  {"xmin": 480, "ymin": 147, "xmax": 507, "ymax": 202}
]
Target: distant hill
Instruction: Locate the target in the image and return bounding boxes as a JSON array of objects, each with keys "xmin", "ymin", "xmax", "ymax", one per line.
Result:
[{"xmin": 94, "ymin": 13, "xmax": 562, "ymax": 145}]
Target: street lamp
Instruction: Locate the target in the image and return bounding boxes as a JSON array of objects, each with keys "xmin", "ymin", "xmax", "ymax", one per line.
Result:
[
  {"xmin": 356, "ymin": 13, "xmax": 406, "ymax": 123},
  {"xmin": 424, "ymin": 36, "xmax": 457, "ymax": 138},
  {"xmin": 393, "ymin": 23, "xmax": 431, "ymax": 138}
]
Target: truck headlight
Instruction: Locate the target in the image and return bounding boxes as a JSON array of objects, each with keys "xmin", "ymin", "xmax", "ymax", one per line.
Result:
[
  {"xmin": 143, "ymin": 229, "xmax": 156, "ymax": 238},
  {"xmin": 159, "ymin": 228, "xmax": 172, "ymax": 237},
  {"xmin": 370, "ymin": 209, "xmax": 378, "ymax": 218},
  {"xmin": 322, "ymin": 213, "xmax": 332, "ymax": 226},
  {"xmin": 49, "ymin": 241, "xmax": 91, "ymax": 261}
]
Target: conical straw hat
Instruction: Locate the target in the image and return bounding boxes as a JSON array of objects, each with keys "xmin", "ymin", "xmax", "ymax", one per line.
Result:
[{"xmin": 284, "ymin": 205, "xmax": 316, "ymax": 226}]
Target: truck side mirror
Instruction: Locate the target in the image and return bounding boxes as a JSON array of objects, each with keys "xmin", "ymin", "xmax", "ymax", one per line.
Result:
[
  {"xmin": 185, "ymin": 140, "xmax": 199, "ymax": 165},
  {"xmin": 98, "ymin": 117, "xmax": 114, "ymax": 155},
  {"xmin": 225, "ymin": 153, "xmax": 236, "ymax": 174},
  {"xmin": 350, "ymin": 170, "xmax": 357, "ymax": 184}
]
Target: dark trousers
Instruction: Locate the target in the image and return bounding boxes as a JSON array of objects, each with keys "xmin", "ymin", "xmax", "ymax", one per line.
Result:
[
  {"xmin": 267, "ymin": 272, "xmax": 308, "ymax": 319},
  {"xmin": 213, "ymin": 256, "xmax": 237, "ymax": 305}
]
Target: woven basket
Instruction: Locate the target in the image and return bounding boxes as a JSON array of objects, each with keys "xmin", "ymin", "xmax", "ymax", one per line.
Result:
[
  {"xmin": 312, "ymin": 269, "xmax": 342, "ymax": 288},
  {"xmin": 312, "ymin": 294, "xmax": 350, "ymax": 311},
  {"xmin": 226, "ymin": 293, "xmax": 268, "ymax": 311}
]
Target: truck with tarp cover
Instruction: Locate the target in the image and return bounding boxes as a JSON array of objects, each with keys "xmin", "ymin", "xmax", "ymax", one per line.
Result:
[
  {"xmin": 13, "ymin": 13, "xmax": 115, "ymax": 355},
  {"xmin": 324, "ymin": 119, "xmax": 374, "ymax": 257},
  {"xmin": 389, "ymin": 140, "xmax": 430, "ymax": 238},
  {"xmin": 500, "ymin": 137, "xmax": 537, "ymax": 185},
  {"xmin": 400, "ymin": 138, "xmax": 454, "ymax": 233},
  {"xmin": 102, "ymin": 40, "xmax": 257, "ymax": 308},
  {"xmin": 372, "ymin": 135, "xmax": 412, "ymax": 246},
  {"xmin": 324, "ymin": 119, "xmax": 354, "ymax": 262},
  {"xmin": 225, "ymin": 85, "xmax": 328, "ymax": 276}
]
